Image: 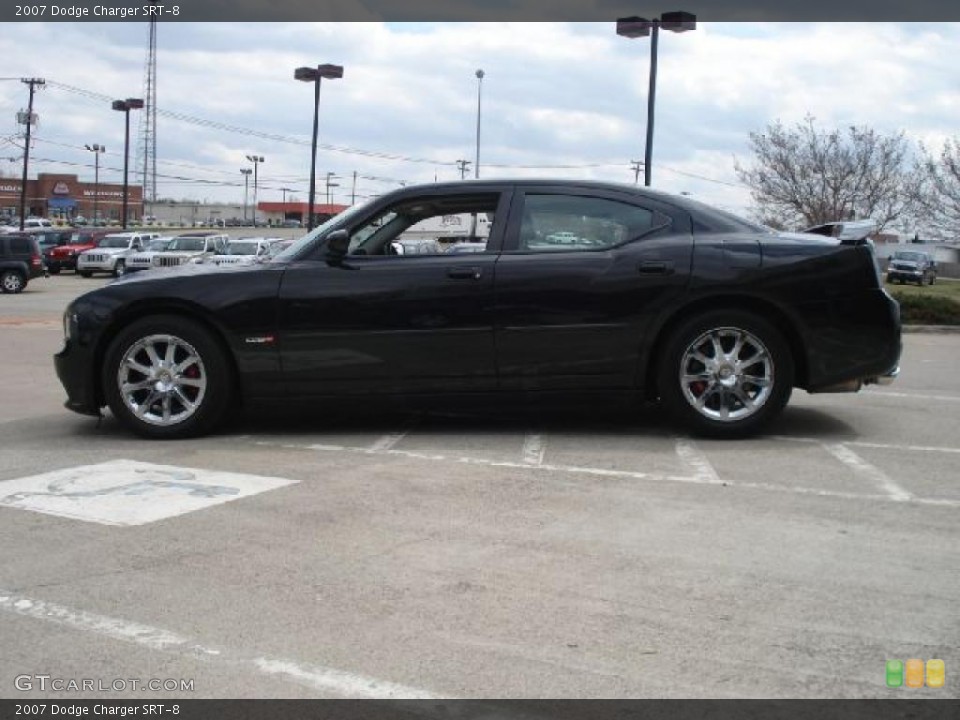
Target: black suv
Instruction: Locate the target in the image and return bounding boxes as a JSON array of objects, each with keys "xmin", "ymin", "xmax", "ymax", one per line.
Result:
[
  {"xmin": 1, "ymin": 233, "xmax": 45, "ymax": 293},
  {"xmin": 887, "ymin": 250, "xmax": 937, "ymax": 286}
]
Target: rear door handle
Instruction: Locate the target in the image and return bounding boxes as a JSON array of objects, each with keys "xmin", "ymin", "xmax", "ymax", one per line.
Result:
[
  {"xmin": 448, "ymin": 267, "xmax": 483, "ymax": 280},
  {"xmin": 638, "ymin": 260, "xmax": 675, "ymax": 275}
]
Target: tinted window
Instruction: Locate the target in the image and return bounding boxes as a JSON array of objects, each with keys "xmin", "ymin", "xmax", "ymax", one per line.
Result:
[
  {"xmin": 517, "ymin": 195, "xmax": 658, "ymax": 252},
  {"xmin": 8, "ymin": 237, "xmax": 32, "ymax": 254}
]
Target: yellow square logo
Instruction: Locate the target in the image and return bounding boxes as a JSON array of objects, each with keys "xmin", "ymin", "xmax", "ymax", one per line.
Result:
[{"xmin": 926, "ymin": 659, "xmax": 945, "ymax": 689}]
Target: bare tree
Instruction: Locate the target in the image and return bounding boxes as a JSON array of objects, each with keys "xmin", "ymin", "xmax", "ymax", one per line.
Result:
[
  {"xmin": 918, "ymin": 137, "xmax": 960, "ymax": 241},
  {"xmin": 735, "ymin": 116, "xmax": 921, "ymax": 232}
]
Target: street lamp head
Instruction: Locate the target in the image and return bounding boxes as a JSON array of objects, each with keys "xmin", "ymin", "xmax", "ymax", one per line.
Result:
[
  {"xmin": 112, "ymin": 99, "xmax": 144, "ymax": 112},
  {"xmin": 85, "ymin": 143, "xmax": 104, "ymax": 153},
  {"xmin": 660, "ymin": 11, "xmax": 696, "ymax": 32},
  {"xmin": 126, "ymin": 98, "xmax": 145, "ymax": 109},
  {"xmin": 616, "ymin": 17, "xmax": 652, "ymax": 39},
  {"xmin": 246, "ymin": 155, "xmax": 264, "ymax": 163},
  {"xmin": 240, "ymin": 168, "xmax": 252, "ymax": 175},
  {"xmin": 476, "ymin": 69, "xmax": 485, "ymax": 80},
  {"xmin": 294, "ymin": 67, "xmax": 318, "ymax": 82},
  {"xmin": 317, "ymin": 64, "xmax": 344, "ymax": 80}
]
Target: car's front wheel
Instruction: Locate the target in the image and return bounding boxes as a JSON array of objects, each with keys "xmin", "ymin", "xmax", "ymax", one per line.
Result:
[
  {"xmin": 79, "ymin": 269, "xmax": 92, "ymax": 278},
  {"xmin": 102, "ymin": 315, "xmax": 234, "ymax": 439},
  {"xmin": 1, "ymin": 270, "xmax": 26, "ymax": 294},
  {"xmin": 658, "ymin": 310, "xmax": 794, "ymax": 438},
  {"xmin": 114, "ymin": 260, "xmax": 126, "ymax": 277}
]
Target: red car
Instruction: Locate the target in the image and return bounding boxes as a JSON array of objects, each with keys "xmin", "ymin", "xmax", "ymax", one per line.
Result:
[{"xmin": 45, "ymin": 230, "xmax": 109, "ymax": 274}]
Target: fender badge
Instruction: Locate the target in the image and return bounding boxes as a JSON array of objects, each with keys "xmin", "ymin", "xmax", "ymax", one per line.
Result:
[{"xmin": 244, "ymin": 335, "xmax": 276, "ymax": 345}]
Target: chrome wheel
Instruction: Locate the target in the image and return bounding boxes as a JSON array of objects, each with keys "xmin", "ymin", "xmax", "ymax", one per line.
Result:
[
  {"xmin": 679, "ymin": 327, "xmax": 774, "ymax": 423},
  {"xmin": 2, "ymin": 272, "xmax": 24, "ymax": 293},
  {"xmin": 116, "ymin": 334, "xmax": 207, "ymax": 427}
]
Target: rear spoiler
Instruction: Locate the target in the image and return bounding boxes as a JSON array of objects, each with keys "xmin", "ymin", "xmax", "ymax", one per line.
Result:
[{"xmin": 801, "ymin": 219, "xmax": 877, "ymax": 246}]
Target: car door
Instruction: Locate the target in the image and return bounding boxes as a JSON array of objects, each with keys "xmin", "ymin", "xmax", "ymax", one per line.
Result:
[
  {"xmin": 493, "ymin": 186, "xmax": 693, "ymax": 391},
  {"xmin": 277, "ymin": 187, "xmax": 512, "ymax": 396}
]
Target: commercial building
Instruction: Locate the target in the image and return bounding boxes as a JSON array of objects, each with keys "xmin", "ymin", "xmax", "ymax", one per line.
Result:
[{"xmin": 0, "ymin": 173, "xmax": 143, "ymax": 222}]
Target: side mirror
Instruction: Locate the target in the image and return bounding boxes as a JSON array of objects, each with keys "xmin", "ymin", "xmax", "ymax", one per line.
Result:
[{"xmin": 325, "ymin": 229, "xmax": 350, "ymax": 262}]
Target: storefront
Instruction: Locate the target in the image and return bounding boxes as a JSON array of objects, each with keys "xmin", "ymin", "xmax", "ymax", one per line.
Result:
[{"xmin": 0, "ymin": 173, "xmax": 143, "ymax": 222}]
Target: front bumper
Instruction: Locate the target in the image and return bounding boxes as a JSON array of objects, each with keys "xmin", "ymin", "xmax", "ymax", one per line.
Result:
[
  {"xmin": 47, "ymin": 256, "xmax": 78, "ymax": 271},
  {"xmin": 54, "ymin": 338, "xmax": 102, "ymax": 417},
  {"xmin": 77, "ymin": 259, "xmax": 117, "ymax": 273}
]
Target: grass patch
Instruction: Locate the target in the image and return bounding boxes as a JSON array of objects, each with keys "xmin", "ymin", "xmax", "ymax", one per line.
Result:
[{"xmin": 887, "ymin": 284, "xmax": 960, "ymax": 325}]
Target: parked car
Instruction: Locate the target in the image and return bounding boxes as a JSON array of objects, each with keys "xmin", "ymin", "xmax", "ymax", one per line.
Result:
[
  {"xmin": 23, "ymin": 217, "xmax": 53, "ymax": 229},
  {"xmin": 45, "ymin": 230, "xmax": 110, "ymax": 274},
  {"xmin": 280, "ymin": 219, "xmax": 302, "ymax": 228},
  {"xmin": 27, "ymin": 228, "xmax": 74, "ymax": 258},
  {"xmin": 206, "ymin": 237, "xmax": 280, "ymax": 266},
  {"xmin": 126, "ymin": 236, "xmax": 175, "ymax": 273},
  {"xmin": 151, "ymin": 232, "xmax": 228, "ymax": 269},
  {"xmin": 1, "ymin": 233, "xmax": 44, "ymax": 293},
  {"xmin": 77, "ymin": 231, "xmax": 160, "ymax": 277},
  {"xmin": 886, "ymin": 250, "xmax": 937, "ymax": 286},
  {"xmin": 55, "ymin": 180, "xmax": 901, "ymax": 440}
]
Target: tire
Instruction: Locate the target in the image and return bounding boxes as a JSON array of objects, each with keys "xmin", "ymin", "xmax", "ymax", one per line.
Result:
[
  {"xmin": 1, "ymin": 270, "xmax": 26, "ymax": 294},
  {"xmin": 929, "ymin": 275, "xmax": 936, "ymax": 286},
  {"xmin": 102, "ymin": 315, "xmax": 234, "ymax": 439},
  {"xmin": 114, "ymin": 260, "xmax": 126, "ymax": 277},
  {"xmin": 657, "ymin": 310, "xmax": 794, "ymax": 439},
  {"xmin": 79, "ymin": 270, "xmax": 93, "ymax": 278}
]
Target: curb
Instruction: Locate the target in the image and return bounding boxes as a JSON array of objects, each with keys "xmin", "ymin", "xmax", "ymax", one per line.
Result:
[{"xmin": 902, "ymin": 325, "xmax": 960, "ymax": 334}]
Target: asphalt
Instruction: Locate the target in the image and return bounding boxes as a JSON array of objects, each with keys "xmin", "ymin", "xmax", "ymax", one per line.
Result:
[{"xmin": 0, "ymin": 274, "xmax": 957, "ymax": 699}]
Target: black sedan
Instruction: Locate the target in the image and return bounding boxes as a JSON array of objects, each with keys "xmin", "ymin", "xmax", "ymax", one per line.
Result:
[{"xmin": 55, "ymin": 180, "xmax": 901, "ymax": 439}]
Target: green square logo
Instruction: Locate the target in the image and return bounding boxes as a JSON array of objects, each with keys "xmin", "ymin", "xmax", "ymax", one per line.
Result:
[{"xmin": 886, "ymin": 659, "xmax": 904, "ymax": 687}]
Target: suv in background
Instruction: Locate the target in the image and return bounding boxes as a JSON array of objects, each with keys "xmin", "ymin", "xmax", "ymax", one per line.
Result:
[
  {"xmin": 151, "ymin": 232, "xmax": 227, "ymax": 269},
  {"xmin": 0, "ymin": 233, "xmax": 44, "ymax": 293},
  {"xmin": 887, "ymin": 250, "xmax": 937, "ymax": 286},
  {"xmin": 45, "ymin": 230, "xmax": 110, "ymax": 274},
  {"xmin": 77, "ymin": 231, "xmax": 159, "ymax": 277}
]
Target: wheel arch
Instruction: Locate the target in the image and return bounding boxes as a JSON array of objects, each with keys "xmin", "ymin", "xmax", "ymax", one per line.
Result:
[
  {"xmin": 640, "ymin": 293, "xmax": 810, "ymax": 400},
  {"xmin": 93, "ymin": 301, "xmax": 242, "ymax": 408}
]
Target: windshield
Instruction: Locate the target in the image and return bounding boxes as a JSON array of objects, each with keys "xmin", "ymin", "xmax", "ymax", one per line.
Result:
[
  {"xmin": 271, "ymin": 200, "xmax": 373, "ymax": 262},
  {"xmin": 226, "ymin": 242, "xmax": 258, "ymax": 255},
  {"xmin": 100, "ymin": 236, "xmax": 132, "ymax": 249},
  {"xmin": 893, "ymin": 252, "xmax": 923, "ymax": 261},
  {"xmin": 145, "ymin": 239, "xmax": 170, "ymax": 251},
  {"xmin": 167, "ymin": 237, "xmax": 206, "ymax": 252}
]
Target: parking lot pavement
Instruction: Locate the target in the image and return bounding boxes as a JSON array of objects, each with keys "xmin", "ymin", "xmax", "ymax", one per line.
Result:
[{"xmin": 1, "ymin": 276, "xmax": 957, "ymax": 699}]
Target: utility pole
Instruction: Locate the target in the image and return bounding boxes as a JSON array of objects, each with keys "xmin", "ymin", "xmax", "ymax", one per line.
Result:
[
  {"xmin": 18, "ymin": 78, "xmax": 44, "ymax": 231},
  {"xmin": 351, "ymin": 171, "xmax": 357, "ymax": 205},
  {"xmin": 630, "ymin": 160, "xmax": 643, "ymax": 185},
  {"xmin": 456, "ymin": 159, "xmax": 472, "ymax": 179},
  {"xmin": 240, "ymin": 168, "xmax": 252, "ymax": 223}
]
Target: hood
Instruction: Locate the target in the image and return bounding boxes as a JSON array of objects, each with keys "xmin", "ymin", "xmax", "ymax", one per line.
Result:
[{"xmin": 111, "ymin": 260, "xmax": 266, "ymax": 285}]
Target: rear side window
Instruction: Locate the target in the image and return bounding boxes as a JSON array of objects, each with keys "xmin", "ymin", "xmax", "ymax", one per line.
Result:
[
  {"xmin": 517, "ymin": 194, "xmax": 661, "ymax": 252},
  {"xmin": 8, "ymin": 237, "xmax": 31, "ymax": 254}
]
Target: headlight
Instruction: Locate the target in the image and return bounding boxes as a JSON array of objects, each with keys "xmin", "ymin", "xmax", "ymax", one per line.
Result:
[{"xmin": 190, "ymin": 257, "xmax": 204, "ymax": 264}]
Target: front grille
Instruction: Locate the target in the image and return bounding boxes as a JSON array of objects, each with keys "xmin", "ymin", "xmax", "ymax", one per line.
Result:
[
  {"xmin": 214, "ymin": 257, "xmax": 242, "ymax": 264},
  {"xmin": 156, "ymin": 256, "xmax": 185, "ymax": 267}
]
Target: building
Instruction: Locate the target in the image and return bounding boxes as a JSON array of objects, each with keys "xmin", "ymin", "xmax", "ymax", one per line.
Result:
[{"xmin": 0, "ymin": 173, "xmax": 143, "ymax": 222}]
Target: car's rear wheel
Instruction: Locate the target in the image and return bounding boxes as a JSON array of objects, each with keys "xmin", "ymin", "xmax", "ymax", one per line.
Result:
[
  {"xmin": 658, "ymin": 310, "xmax": 794, "ymax": 438},
  {"xmin": 79, "ymin": 270, "xmax": 92, "ymax": 278},
  {"xmin": 1, "ymin": 270, "xmax": 25, "ymax": 294},
  {"xmin": 103, "ymin": 315, "xmax": 234, "ymax": 439}
]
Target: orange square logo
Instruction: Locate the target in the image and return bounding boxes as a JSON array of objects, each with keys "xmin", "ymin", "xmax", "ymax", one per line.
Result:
[{"xmin": 905, "ymin": 659, "xmax": 925, "ymax": 688}]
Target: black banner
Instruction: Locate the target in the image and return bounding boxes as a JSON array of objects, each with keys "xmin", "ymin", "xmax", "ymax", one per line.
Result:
[
  {"xmin": 3, "ymin": 0, "xmax": 960, "ymax": 22},
  {"xmin": 0, "ymin": 700, "xmax": 957, "ymax": 720}
]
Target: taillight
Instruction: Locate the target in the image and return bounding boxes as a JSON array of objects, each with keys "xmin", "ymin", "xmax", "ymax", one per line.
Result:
[{"xmin": 31, "ymin": 253, "xmax": 41, "ymax": 267}]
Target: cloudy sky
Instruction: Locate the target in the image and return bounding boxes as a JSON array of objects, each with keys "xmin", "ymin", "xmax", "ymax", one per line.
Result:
[{"xmin": 1, "ymin": 22, "xmax": 957, "ymax": 217}]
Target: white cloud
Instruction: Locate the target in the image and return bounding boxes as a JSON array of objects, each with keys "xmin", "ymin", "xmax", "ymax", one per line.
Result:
[{"xmin": 0, "ymin": 21, "xmax": 957, "ymax": 215}]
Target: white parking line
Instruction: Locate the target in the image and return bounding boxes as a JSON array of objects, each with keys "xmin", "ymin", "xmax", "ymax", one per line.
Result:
[
  {"xmin": 821, "ymin": 443, "xmax": 912, "ymax": 502},
  {"xmin": 521, "ymin": 433, "xmax": 546, "ymax": 466},
  {"xmin": 0, "ymin": 590, "xmax": 445, "ymax": 699},
  {"xmin": 674, "ymin": 438, "xmax": 722, "ymax": 484},
  {"xmin": 863, "ymin": 389, "xmax": 960, "ymax": 403},
  {"xmin": 369, "ymin": 430, "xmax": 412, "ymax": 452},
  {"xmin": 248, "ymin": 438, "xmax": 960, "ymax": 508},
  {"xmin": 772, "ymin": 436, "xmax": 960, "ymax": 455}
]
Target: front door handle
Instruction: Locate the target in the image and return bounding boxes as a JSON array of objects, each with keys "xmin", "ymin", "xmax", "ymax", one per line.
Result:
[
  {"xmin": 638, "ymin": 260, "xmax": 675, "ymax": 275},
  {"xmin": 448, "ymin": 267, "xmax": 483, "ymax": 280}
]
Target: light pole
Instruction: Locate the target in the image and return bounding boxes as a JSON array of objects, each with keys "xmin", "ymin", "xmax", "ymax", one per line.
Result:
[
  {"xmin": 325, "ymin": 172, "xmax": 340, "ymax": 206},
  {"xmin": 295, "ymin": 63, "xmax": 344, "ymax": 231},
  {"xmin": 111, "ymin": 98, "xmax": 144, "ymax": 228},
  {"xmin": 85, "ymin": 143, "xmax": 105, "ymax": 224},
  {"xmin": 240, "ymin": 168, "xmax": 252, "ymax": 223},
  {"xmin": 474, "ymin": 69, "xmax": 484, "ymax": 179},
  {"xmin": 245, "ymin": 155, "xmax": 264, "ymax": 225},
  {"xmin": 616, "ymin": 12, "xmax": 695, "ymax": 187}
]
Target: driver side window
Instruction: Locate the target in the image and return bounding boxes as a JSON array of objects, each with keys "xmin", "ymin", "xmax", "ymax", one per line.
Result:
[{"xmin": 347, "ymin": 194, "xmax": 500, "ymax": 258}]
